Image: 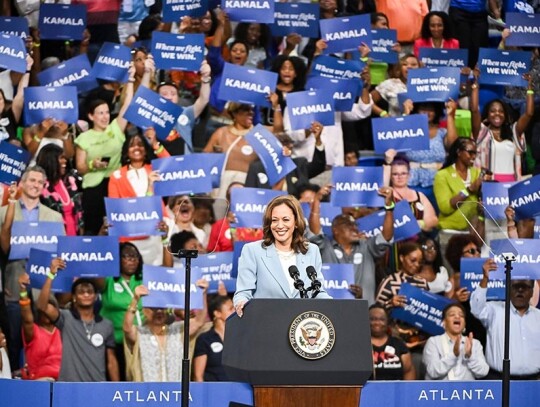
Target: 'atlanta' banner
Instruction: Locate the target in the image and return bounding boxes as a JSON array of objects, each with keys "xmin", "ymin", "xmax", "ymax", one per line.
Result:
[
  {"xmin": 407, "ymin": 67, "xmax": 461, "ymax": 102},
  {"xmin": 0, "ymin": 33, "xmax": 26, "ymax": 73},
  {"xmin": 51, "ymin": 382, "xmax": 254, "ymax": 407},
  {"xmin": 105, "ymin": 196, "xmax": 164, "ymax": 237},
  {"xmin": 0, "ymin": 17, "xmax": 29, "ymax": 39},
  {"xmin": 27, "ymin": 249, "xmax": 72, "ymax": 293},
  {"xmin": 321, "ymin": 263, "xmax": 355, "ymax": 299},
  {"xmin": 286, "ymin": 90, "xmax": 335, "ymax": 130},
  {"xmin": 245, "ymin": 124, "xmax": 296, "ymax": 186},
  {"xmin": 492, "ymin": 238, "xmax": 540, "ymax": 279},
  {"xmin": 143, "ymin": 264, "xmax": 203, "ymax": 309},
  {"xmin": 506, "ymin": 12, "xmax": 540, "ymax": 47},
  {"xmin": 331, "ymin": 166, "xmax": 384, "ymax": 208},
  {"xmin": 24, "ymin": 86, "xmax": 79, "ymax": 125},
  {"xmin": 57, "ymin": 236, "xmax": 120, "ymax": 278},
  {"xmin": 482, "ymin": 181, "xmax": 515, "ymax": 221},
  {"xmin": 152, "ymin": 154, "xmax": 215, "ymax": 196},
  {"xmin": 372, "ymin": 114, "xmax": 430, "ymax": 153},
  {"xmin": 418, "ymin": 48, "xmax": 468, "ymax": 69},
  {"xmin": 38, "ymin": 54, "xmax": 98, "ymax": 93},
  {"xmin": 0, "ymin": 142, "xmax": 30, "ymax": 185},
  {"xmin": 152, "ymin": 31, "xmax": 205, "ymax": 72},
  {"xmin": 230, "ymin": 187, "xmax": 285, "ymax": 228},
  {"xmin": 319, "ymin": 14, "xmax": 371, "ymax": 54},
  {"xmin": 217, "ymin": 63, "xmax": 278, "ymax": 107},
  {"xmin": 460, "ymin": 258, "xmax": 505, "ymax": 301},
  {"xmin": 38, "ymin": 4, "xmax": 86, "ymax": 40},
  {"xmin": 305, "ymin": 76, "xmax": 359, "ymax": 112},
  {"xmin": 357, "ymin": 200, "xmax": 421, "ymax": 241},
  {"xmin": 221, "ymin": 0, "xmax": 275, "ymax": 23},
  {"xmin": 508, "ymin": 174, "xmax": 540, "ymax": 220},
  {"xmin": 92, "ymin": 42, "xmax": 131, "ymax": 83},
  {"xmin": 391, "ymin": 283, "xmax": 454, "ymax": 336},
  {"xmin": 124, "ymin": 86, "xmax": 183, "ymax": 140},
  {"xmin": 194, "ymin": 252, "xmax": 236, "ymax": 293},
  {"xmin": 162, "ymin": 0, "xmax": 208, "ymax": 22},
  {"xmin": 270, "ymin": 2, "xmax": 319, "ymax": 38},
  {"xmin": 9, "ymin": 221, "xmax": 64, "ymax": 260},
  {"xmin": 478, "ymin": 48, "xmax": 530, "ymax": 87}
]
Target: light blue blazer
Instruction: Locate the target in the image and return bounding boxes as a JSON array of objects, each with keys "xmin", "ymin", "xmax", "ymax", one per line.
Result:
[{"xmin": 233, "ymin": 241, "xmax": 331, "ymax": 306}]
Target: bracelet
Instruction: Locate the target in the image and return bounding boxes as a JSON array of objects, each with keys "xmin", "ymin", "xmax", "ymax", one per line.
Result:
[
  {"xmin": 128, "ymin": 306, "xmax": 137, "ymax": 314},
  {"xmin": 19, "ymin": 299, "xmax": 31, "ymax": 307},
  {"xmin": 88, "ymin": 160, "xmax": 95, "ymax": 171},
  {"xmin": 527, "ymin": 89, "xmax": 534, "ymax": 95},
  {"xmin": 128, "ymin": 78, "xmax": 136, "ymax": 83},
  {"xmin": 273, "ymin": 106, "xmax": 282, "ymax": 112},
  {"xmin": 145, "ymin": 191, "xmax": 154, "ymax": 196},
  {"xmin": 32, "ymin": 42, "xmax": 41, "ymax": 48},
  {"xmin": 380, "ymin": 111, "xmax": 388, "ymax": 117},
  {"xmin": 360, "ymin": 56, "xmax": 369, "ymax": 62},
  {"xmin": 201, "ymin": 76, "xmax": 211, "ymax": 84},
  {"xmin": 154, "ymin": 144, "xmax": 164, "ymax": 154},
  {"xmin": 162, "ymin": 238, "xmax": 169, "ymax": 247},
  {"xmin": 25, "ymin": 70, "xmax": 31, "ymax": 74},
  {"xmin": 471, "ymin": 84, "xmax": 478, "ymax": 89},
  {"xmin": 478, "ymin": 215, "xmax": 485, "ymax": 222},
  {"xmin": 508, "ymin": 224, "xmax": 517, "ymax": 229},
  {"xmin": 8, "ymin": 199, "xmax": 17, "ymax": 204},
  {"xmin": 46, "ymin": 271, "xmax": 56, "ymax": 280},
  {"xmin": 20, "ymin": 291, "xmax": 28, "ymax": 298},
  {"xmin": 33, "ymin": 135, "xmax": 41, "ymax": 143},
  {"xmin": 460, "ymin": 188, "xmax": 470, "ymax": 198},
  {"xmin": 384, "ymin": 201, "xmax": 395, "ymax": 211}
]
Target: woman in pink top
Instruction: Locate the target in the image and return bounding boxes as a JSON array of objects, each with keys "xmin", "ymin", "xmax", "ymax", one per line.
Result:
[{"xmin": 414, "ymin": 11, "xmax": 459, "ymax": 58}]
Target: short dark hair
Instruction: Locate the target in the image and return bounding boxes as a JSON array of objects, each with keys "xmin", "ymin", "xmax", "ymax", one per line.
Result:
[
  {"xmin": 71, "ymin": 278, "xmax": 97, "ymax": 296},
  {"xmin": 208, "ymin": 295, "xmax": 232, "ymax": 320},
  {"xmin": 442, "ymin": 302, "xmax": 465, "ymax": 320}
]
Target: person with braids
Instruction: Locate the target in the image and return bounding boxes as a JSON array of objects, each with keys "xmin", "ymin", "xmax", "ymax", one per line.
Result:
[
  {"xmin": 470, "ymin": 74, "xmax": 535, "ymax": 181},
  {"xmin": 233, "ymin": 195, "xmax": 331, "ymax": 317},
  {"xmin": 36, "ymin": 144, "xmax": 83, "ymax": 236},
  {"xmin": 97, "ymin": 242, "xmax": 144, "ymax": 381}
]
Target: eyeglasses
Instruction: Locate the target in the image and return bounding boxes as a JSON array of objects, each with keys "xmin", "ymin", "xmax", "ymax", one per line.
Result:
[
  {"xmin": 511, "ymin": 283, "xmax": 533, "ymax": 291},
  {"xmin": 391, "ymin": 172, "xmax": 409, "ymax": 177},
  {"xmin": 462, "ymin": 248, "xmax": 480, "ymax": 255},
  {"xmin": 463, "ymin": 149, "xmax": 478, "ymax": 155},
  {"xmin": 421, "ymin": 245, "xmax": 436, "ymax": 252}
]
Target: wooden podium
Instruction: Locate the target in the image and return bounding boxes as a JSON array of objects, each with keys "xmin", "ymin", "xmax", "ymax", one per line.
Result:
[{"xmin": 223, "ymin": 299, "xmax": 372, "ymax": 407}]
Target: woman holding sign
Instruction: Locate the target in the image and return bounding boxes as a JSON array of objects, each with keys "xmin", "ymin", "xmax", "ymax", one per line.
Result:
[
  {"xmin": 233, "ymin": 195, "xmax": 331, "ymax": 317},
  {"xmin": 470, "ymin": 74, "xmax": 534, "ymax": 181},
  {"xmin": 75, "ymin": 65, "xmax": 136, "ymax": 235}
]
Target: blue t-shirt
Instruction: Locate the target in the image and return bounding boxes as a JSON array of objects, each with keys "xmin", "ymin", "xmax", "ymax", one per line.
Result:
[{"xmin": 450, "ymin": 0, "xmax": 487, "ymax": 13}]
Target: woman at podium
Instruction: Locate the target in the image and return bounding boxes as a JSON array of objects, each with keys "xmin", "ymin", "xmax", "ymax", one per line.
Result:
[{"xmin": 233, "ymin": 195, "xmax": 331, "ymax": 316}]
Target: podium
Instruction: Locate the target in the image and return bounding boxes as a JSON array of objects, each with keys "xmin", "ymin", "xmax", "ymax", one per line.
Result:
[{"xmin": 223, "ymin": 299, "xmax": 372, "ymax": 407}]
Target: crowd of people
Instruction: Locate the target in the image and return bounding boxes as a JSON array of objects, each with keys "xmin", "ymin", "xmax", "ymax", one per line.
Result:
[{"xmin": 1, "ymin": 0, "xmax": 540, "ymax": 385}]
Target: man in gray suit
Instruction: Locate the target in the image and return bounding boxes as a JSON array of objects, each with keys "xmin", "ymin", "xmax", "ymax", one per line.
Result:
[{"xmin": 0, "ymin": 165, "xmax": 64, "ymax": 370}]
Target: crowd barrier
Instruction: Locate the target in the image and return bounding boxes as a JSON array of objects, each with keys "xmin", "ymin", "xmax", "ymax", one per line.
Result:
[{"xmin": 1, "ymin": 379, "xmax": 538, "ymax": 407}]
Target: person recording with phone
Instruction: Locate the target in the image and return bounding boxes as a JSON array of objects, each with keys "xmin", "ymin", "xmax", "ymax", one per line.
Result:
[{"xmin": 233, "ymin": 195, "xmax": 331, "ymax": 317}]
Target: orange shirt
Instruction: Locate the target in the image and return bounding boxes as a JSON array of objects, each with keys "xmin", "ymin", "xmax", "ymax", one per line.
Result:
[{"xmin": 376, "ymin": 0, "xmax": 429, "ymax": 43}]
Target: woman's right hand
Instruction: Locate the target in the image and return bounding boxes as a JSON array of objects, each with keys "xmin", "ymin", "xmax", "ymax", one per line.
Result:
[
  {"xmin": 50, "ymin": 257, "xmax": 66, "ymax": 277},
  {"xmin": 134, "ymin": 285, "xmax": 149, "ymax": 300},
  {"xmin": 235, "ymin": 300, "xmax": 246, "ymax": 318},
  {"xmin": 391, "ymin": 294, "xmax": 407, "ymax": 308}
]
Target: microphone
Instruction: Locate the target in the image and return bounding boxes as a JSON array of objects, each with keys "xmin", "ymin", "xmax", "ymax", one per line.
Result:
[
  {"xmin": 288, "ymin": 265, "xmax": 307, "ymax": 298},
  {"xmin": 306, "ymin": 266, "xmax": 322, "ymax": 298}
]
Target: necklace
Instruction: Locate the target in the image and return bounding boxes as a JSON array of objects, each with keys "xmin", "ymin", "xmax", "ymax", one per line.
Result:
[
  {"xmin": 229, "ymin": 125, "xmax": 253, "ymax": 137},
  {"xmin": 82, "ymin": 320, "xmax": 95, "ymax": 340},
  {"xmin": 276, "ymin": 248, "xmax": 295, "ymax": 260}
]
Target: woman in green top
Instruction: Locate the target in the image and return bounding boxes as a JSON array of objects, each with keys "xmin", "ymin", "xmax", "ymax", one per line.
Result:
[
  {"xmin": 98, "ymin": 242, "xmax": 144, "ymax": 381},
  {"xmin": 434, "ymin": 138, "xmax": 485, "ymax": 271},
  {"xmin": 75, "ymin": 66, "xmax": 135, "ymax": 235}
]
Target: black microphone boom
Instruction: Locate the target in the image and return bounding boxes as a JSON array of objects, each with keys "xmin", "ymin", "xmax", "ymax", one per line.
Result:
[
  {"xmin": 306, "ymin": 266, "xmax": 322, "ymax": 298},
  {"xmin": 288, "ymin": 265, "xmax": 307, "ymax": 298}
]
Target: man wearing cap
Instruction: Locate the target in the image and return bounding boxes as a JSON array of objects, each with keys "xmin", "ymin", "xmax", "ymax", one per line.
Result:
[{"xmin": 309, "ymin": 186, "xmax": 394, "ymax": 305}]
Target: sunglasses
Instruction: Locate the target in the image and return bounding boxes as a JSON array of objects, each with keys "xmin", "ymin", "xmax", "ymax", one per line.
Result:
[
  {"xmin": 421, "ymin": 245, "xmax": 436, "ymax": 252},
  {"xmin": 462, "ymin": 248, "xmax": 480, "ymax": 255}
]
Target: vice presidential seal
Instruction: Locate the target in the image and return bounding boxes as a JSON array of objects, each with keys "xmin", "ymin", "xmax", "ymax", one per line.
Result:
[{"xmin": 289, "ymin": 311, "xmax": 335, "ymax": 360}]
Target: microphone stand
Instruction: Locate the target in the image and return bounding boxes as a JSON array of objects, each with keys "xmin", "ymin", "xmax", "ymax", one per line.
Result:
[
  {"xmin": 502, "ymin": 253, "xmax": 515, "ymax": 407},
  {"xmin": 177, "ymin": 249, "xmax": 199, "ymax": 407}
]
